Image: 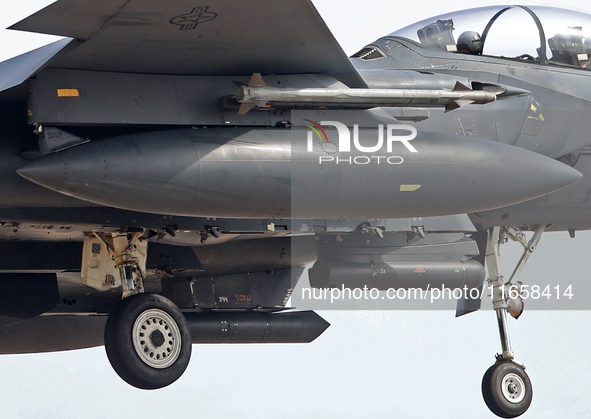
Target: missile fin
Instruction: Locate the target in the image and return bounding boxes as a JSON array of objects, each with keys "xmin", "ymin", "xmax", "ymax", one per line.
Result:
[
  {"xmin": 237, "ymin": 102, "xmax": 257, "ymax": 115},
  {"xmin": 248, "ymin": 73, "xmax": 267, "ymax": 88},
  {"xmin": 453, "ymin": 81, "xmax": 472, "ymax": 92}
]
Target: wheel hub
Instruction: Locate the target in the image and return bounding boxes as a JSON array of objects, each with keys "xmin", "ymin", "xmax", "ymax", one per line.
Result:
[
  {"xmin": 132, "ymin": 309, "xmax": 182, "ymax": 369},
  {"xmin": 150, "ymin": 329, "xmax": 165, "ymax": 347},
  {"xmin": 501, "ymin": 372, "xmax": 526, "ymax": 403}
]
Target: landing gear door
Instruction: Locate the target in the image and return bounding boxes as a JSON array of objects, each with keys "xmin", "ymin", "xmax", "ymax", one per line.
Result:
[{"xmin": 81, "ymin": 236, "xmax": 121, "ymax": 291}]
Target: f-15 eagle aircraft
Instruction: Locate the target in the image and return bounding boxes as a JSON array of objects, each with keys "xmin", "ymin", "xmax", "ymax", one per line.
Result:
[{"xmin": 1, "ymin": 1, "xmax": 590, "ymax": 417}]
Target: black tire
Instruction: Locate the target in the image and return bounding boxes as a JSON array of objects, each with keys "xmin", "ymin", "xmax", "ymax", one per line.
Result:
[
  {"xmin": 482, "ymin": 361, "xmax": 533, "ymax": 418},
  {"xmin": 104, "ymin": 293, "xmax": 191, "ymax": 389}
]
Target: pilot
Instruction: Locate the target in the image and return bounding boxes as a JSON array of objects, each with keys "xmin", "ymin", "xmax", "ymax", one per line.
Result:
[{"xmin": 457, "ymin": 31, "xmax": 483, "ymax": 55}]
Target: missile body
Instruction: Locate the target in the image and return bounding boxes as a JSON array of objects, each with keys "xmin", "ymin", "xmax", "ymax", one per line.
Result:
[
  {"xmin": 18, "ymin": 127, "xmax": 581, "ymax": 219},
  {"xmin": 235, "ymin": 74, "xmax": 503, "ymax": 114},
  {"xmin": 236, "ymin": 85, "xmax": 497, "ymax": 112}
]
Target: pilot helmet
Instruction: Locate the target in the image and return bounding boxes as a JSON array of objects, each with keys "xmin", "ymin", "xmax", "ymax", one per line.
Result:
[{"xmin": 457, "ymin": 31, "xmax": 483, "ymax": 54}]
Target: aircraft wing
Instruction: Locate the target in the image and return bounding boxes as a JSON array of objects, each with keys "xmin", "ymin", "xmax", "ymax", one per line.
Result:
[
  {"xmin": 0, "ymin": 38, "xmax": 75, "ymax": 93},
  {"xmin": 0, "ymin": 38, "xmax": 77, "ymax": 100},
  {"xmin": 9, "ymin": 0, "xmax": 367, "ymax": 88}
]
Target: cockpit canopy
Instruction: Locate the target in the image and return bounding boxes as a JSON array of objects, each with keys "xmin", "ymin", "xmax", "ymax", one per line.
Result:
[{"xmin": 387, "ymin": 5, "xmax": 591, "ymax": 69}]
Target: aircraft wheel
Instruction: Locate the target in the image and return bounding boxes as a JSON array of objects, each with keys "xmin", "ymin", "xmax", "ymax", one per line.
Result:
[
  {"xmin": 482, "ymin": 361, "xmax": 532, "ymax": 418},
  {"xmin": 104, "ymin": 293, "xmax": 191, "ymax": 389}
]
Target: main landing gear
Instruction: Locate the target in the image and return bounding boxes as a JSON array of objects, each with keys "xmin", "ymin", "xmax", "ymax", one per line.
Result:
[
  {"xmin": 481, "ymin": 225, "xmax": 545, "ymax": 417},
  {"xmin": 99, "ymin": 232, "xmax": 192, "ymax": 389},
  {"xmin": 104, "ymin": 293, "xmax": 191, "ymax": 389}
]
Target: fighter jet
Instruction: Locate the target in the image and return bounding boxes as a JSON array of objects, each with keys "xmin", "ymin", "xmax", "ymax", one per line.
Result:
[{"xmin": 0, "ymin": 1, "xmax": 589, "ymax": 417}]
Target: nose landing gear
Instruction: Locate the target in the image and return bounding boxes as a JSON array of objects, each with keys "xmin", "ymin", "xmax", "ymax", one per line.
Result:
[{"xmin": 481, "ymin": 225, "xmax": 545, "ymax": 417}]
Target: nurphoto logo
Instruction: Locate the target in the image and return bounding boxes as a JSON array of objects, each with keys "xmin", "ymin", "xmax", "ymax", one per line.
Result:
[{"xmin": 304, "ymin": 120, "xmax": 418, "ymax": 165}]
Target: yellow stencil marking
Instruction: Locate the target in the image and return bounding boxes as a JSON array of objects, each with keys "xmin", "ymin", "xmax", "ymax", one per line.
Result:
[
  {"xmin": 57, "ymin": 89, "xmax": 80, "ymax": 97},
  {"xmin": 400, "ymin": 184, "xmax": 422, "ymax": 192}
]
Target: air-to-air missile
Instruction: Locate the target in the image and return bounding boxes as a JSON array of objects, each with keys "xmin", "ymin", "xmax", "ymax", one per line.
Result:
[{"xmin": 18, "ymin": 126, "xmax": 581, "ymax": 219}]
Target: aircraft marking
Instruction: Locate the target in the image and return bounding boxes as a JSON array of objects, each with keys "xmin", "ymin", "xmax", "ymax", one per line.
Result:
[
  {"xmin": 170, "ymin": 6, "xmax": 217, "ymax": 30},
  {"xmin": 400, "ymin": 184, "xmax": 421, "ymax": 192},
  {"xmin": 57, "ymin": 89, "xmax": 80, "ymax": 97}
]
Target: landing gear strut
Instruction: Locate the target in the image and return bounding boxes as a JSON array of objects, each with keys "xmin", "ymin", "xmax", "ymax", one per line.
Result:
[
  {"xmin": 98, "ymin": 232, "xmax": 192, "ymax": 389},
  {"xmin": 481, "ymin": 225, "xmax": 545, "ymax": 418}
]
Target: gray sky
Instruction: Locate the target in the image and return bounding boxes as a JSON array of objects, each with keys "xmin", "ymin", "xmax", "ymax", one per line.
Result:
[{"xmin": 2, "ymin": 1, "xmax": 591, "ymax": 418}]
